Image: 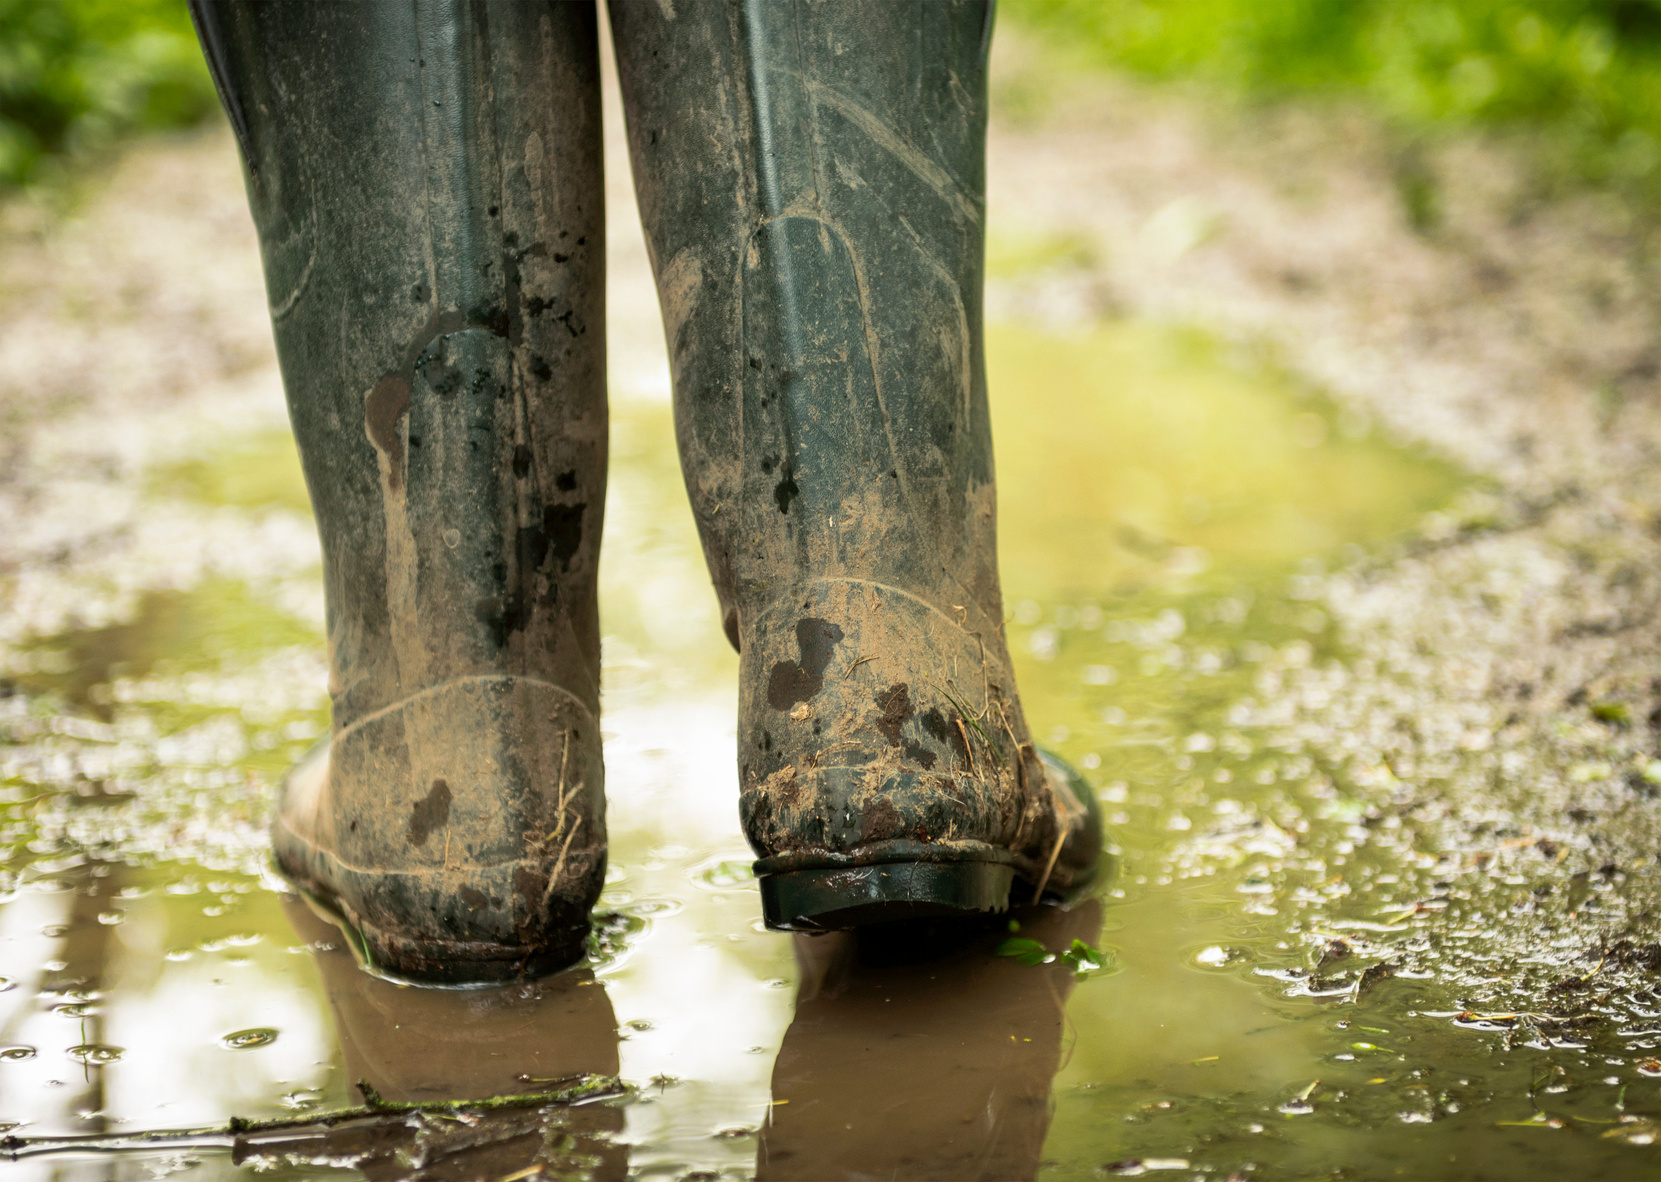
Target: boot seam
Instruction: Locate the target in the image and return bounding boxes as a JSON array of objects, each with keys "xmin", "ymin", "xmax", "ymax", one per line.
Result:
[
  {"xmin": 749, "ymin": 577, "xmax": 981, "ymax": 637},
  {"xmin": 330, "ymin": 674, "xmax": 598, "ymax": 746}
]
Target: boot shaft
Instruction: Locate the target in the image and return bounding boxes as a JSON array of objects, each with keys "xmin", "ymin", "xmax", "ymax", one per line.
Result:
[
  {"xmin": 611, "ymin": 0, "xmax": 1002, "ymax": 638},
  {"xmin": 198, "ymin": 0, "xmax": 608, "ymax": 727}
]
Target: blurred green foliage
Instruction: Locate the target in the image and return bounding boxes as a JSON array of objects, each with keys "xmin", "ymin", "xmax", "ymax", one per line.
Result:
[
  {"xmin": 1005, "ymin": 0, "xmax": 1661, "ymax": 196},
  {"xmin": 0, "ymin": 0, "xmax": 215, "ymax": 187}
]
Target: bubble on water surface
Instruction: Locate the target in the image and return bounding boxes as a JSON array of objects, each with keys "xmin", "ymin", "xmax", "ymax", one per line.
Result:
[
  {"xmin": 1104, "ymin": 1160, "xmax": 1192, "ymax": 1176},
  {"xmin": 220, "ymin": 1028, "xmax": 278, "ymax": 1050},
  {"xmin": 199, "ymin": 933, "xmax": 261, "ymax": 952},
  {"xmin": 67, "ymin": 1044, "xmax": 123, "ymax": 1065}
]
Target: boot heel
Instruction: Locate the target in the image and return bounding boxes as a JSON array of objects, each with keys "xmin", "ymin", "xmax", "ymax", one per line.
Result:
[{"xmin": 758, "ymin": 860, "xmax": 1014, "ymax": 931}]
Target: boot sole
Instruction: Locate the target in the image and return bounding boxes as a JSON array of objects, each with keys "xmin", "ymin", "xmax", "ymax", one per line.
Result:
[
  {"xmin": 758, "ymin": 859, "xmax": 1016, "ymax": 931},
  {"xmin": 754, "ymin": 746, "xmax": 1107, "ymax": 932},
  {"xmin": 274, "ymin": 821, "xmax": 590, "ymax": 986},
  {"xmin": 283, "ymin": 870, "xmax": 589, "ymax": 986}
]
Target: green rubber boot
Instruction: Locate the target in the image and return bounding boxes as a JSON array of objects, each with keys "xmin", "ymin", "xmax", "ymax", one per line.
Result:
[
  {"xmin": 194, "ymin": 1, "xmax": 609, "ymax": 982},
  {"xmin": 611, "ymin": 0, "xmax": 1102, "ymax": 929}
]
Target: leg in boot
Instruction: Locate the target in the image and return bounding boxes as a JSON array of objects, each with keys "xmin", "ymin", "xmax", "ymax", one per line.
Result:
[
  {"xmin": 194, "ymin": 1, "xmax": 609, "ymax": 981},
  {"xmin": 610, "ymin": 1, "xmax": 1101, "ymax": 929}
]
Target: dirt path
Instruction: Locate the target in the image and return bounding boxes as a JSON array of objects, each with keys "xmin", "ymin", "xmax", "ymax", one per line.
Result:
[
  {"xmin": 3, "ymin": 44, "xmax": 1658, "ymax": 999},
  {"xmin": 988, "ymin": 49, "xmax": 1661, "ymax": 913}
]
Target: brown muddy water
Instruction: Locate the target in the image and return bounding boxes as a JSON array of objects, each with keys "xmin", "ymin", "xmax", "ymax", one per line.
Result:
[{"xmin": 4, "ymin": 274, "xmax": 1661, "ymax": 1179}]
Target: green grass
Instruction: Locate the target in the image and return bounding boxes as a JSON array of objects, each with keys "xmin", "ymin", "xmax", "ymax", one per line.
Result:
[
  {"xmin": 0, "ymin": 0, "xmax": 216, "ymax": 187},
  {"xmin": 1004, "ymin": 0, "xmax": 1661, "ymax": 201}
]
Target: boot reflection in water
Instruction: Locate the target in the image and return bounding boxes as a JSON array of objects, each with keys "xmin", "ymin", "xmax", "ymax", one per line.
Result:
[
  {"xmin": 278, "ymin": 899, "xmax": 627, "ymax": 1180},
  {"xmin": 760, "ymin": 901, "xmax": 1104, "ymax": 1182},
  {"xmin": 192, "ymin": 0, "xmax": 1101, "ymax": 983}
]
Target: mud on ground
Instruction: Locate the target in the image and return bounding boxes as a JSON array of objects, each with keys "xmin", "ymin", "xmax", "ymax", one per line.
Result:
[
  {"xmin": 2, "ymin": 43, "xmax": 1661, "ymax": 1051},
  {"xmin": 988, "ymin": 46, "xmax": 1661, "ymax": 1016}
]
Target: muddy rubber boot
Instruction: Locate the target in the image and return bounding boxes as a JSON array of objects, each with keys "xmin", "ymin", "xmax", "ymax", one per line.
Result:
[
  {"xmin": 193, "ymin": 2, "xmax": 609, "ymax": 982},
  {"xmin": 610, "ymin": 0, "xmax": 1101, "ymax": 929}
]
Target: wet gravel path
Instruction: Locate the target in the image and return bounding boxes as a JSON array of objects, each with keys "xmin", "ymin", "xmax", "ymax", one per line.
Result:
[
  {"xmin": 4, "ymin": 52, "xmax": 1661, "ymax": 1064},
  {"xmin": 988, "ymin": 57, "xmax": 1661, "ymax": 1011}
]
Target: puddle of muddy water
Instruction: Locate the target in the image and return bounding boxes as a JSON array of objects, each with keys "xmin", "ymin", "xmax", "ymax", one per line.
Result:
[{"xmin": 4, "ymin": 263, "xmax": 1660, "ymax": 1180}]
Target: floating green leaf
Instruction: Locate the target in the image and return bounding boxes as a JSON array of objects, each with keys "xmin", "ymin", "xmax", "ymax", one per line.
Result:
[
  {"xmin": 995, "ymin": 936, "xmax": 1053, "ymax": 966},
  {"xmin": 1061, "ymin": 938, "xmax": 1109, "ymax": 975}
]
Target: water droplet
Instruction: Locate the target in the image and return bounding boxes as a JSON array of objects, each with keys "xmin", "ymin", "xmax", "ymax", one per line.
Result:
[
  {"xmin": 0, "ymin": 978, "xmax": 14, "ymax": 994},
  {"xmin": 0, "ymin": 1046, "xmax": 37, "ymax": 1061},
  {"xmin": 67, "ymin": 1044, "xmax": 123, "ymax": 1065},
  {"xmin": 221, "ymin": 1028, "xmax": 278, "ymax": 1050},
  {"xmin": 41, "ymin": 924, "xmax": 68, "ymax": 937}
]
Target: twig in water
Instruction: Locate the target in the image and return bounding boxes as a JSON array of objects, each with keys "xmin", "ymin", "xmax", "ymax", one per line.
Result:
[
  {"xmin": 1031, "ymin": 827, "xmax": 1068, "ymax": 904},
  {"xmin": 0, "ymin": 1075, "xmax": 627, "ymax": 1161}
]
